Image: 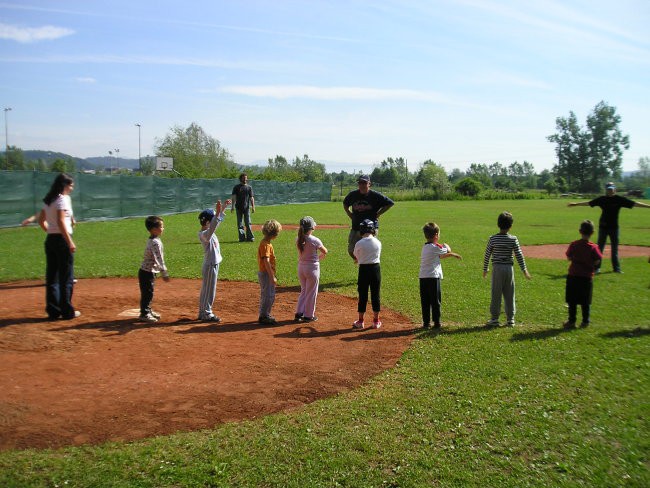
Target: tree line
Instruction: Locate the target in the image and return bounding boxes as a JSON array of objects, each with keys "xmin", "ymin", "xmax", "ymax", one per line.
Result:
[{"xmin": 2, "ymin": 102, "xmax": 648, "ymax": 197}]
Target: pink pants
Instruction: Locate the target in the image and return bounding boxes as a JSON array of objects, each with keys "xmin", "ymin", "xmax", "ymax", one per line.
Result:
[{"xmin": 296, "ymin": 262, "xmax": 320, "ymax": 318}]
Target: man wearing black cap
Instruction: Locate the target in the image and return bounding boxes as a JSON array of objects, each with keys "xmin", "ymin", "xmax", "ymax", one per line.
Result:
[
  {"xmin": 343, "ymin": 175, "xmax": 394, "ymax": 260},
  {"xmin": 568, "ymin": 182, "xmax": 650, "ymax": 273}
]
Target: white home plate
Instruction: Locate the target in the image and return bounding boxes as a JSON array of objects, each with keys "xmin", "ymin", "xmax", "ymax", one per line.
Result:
[{"xmin": 118, "ymin": 308, "xmax": 141, "ymax": 317}]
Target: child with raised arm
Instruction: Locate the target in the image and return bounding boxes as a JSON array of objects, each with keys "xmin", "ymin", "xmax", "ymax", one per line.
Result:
[
  {"xmin": 564, "ymin": 220, "xmax": 602, "ymax": 329},
  {"xmin": 197, "ymin": 198, "xmax": 232, "ymax": 322},
  {"xmin": 483, "ymin": 211, "xmax": 531, "ymax": 327},
  {"xmin": 258, "ymin": 219, "xmax": 282, "ymax": 325},
  {"xmin": 139, "ymin": 216, "xmax": 170, "ymax": 323},
  {"xmin": 352, "ymin": 219, "xmax": 383, "ymax": 329},
  {"xmin": 419, "ymin": 222, "xmax": 462, "ymax": 329},
  {"xmin": 295, "ymin": 216, "xmax": 328, "ymax": 322}
]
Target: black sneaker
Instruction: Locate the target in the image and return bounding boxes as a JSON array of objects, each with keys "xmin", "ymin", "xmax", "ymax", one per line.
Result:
[
  {"xmin": 301, "ymin": 316, "xmax": 318, "ymax": 322},
  {"xmin": 294, "ymin": 313, "xmax": 303, "ymax": 321},
  {"xmin": 563, "ymin": 321, "xmax": 576, "ymax": 329}
]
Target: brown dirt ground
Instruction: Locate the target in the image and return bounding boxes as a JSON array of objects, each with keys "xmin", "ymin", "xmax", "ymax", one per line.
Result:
[
  {"xmin": 521, "ymin": 244, "xmax": 650, "ymax": 259},
  {"xmin": 0, "ymin": 278, "xmax": 415, "ymax": 451}
]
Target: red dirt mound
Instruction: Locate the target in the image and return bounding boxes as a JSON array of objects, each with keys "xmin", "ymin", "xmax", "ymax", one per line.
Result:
[{"xmin": 0, "ymin": 278, "xmax": 415, "ymax": 451}]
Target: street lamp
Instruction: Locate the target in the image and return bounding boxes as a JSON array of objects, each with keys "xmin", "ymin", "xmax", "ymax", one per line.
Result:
[
  {"xmin": 135, "ymin": 123, "xmax": 141, "ymax": 172},
  {"xmin": 4, "ymin": 107, "xmax": 11, "ymax": 156},
  {"xmin": 114, "ymin": 148, "xmax": 120, "ymax": 172}
]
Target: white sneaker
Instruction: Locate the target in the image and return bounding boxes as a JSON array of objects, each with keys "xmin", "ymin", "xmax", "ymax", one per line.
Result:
[
  {"xmin": 352, "ymin": 320, "xmax": 365, "ymax": 329},
  {"xmin": 139, "ymin": 313, "xmax": 158, "ymax": 323},
  {"xmin": 506, "ymin": 320, "xmax": 515, "ymax": 327},
  {"xmin": 485, "ymin": 318, "xmax": 499, "ymax": 327},
  {"xmin": 150, "ymin": 311, "xmax": 161, "ymax": 319}
]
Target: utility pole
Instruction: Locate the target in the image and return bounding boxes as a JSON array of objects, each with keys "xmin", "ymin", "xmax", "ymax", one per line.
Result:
[{"xmin": 3, "ymin": 107, "xmax": 11, "ymax": 157}]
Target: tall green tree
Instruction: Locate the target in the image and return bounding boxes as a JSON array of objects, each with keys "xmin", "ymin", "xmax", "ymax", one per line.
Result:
[
  {"xmin": 292, "ymin": 154, "xmax": 326, "ymax": 182},
  {"xmin": 154, "ymin": 122, "xmax": 235, "ymax": 178},
  {"xmin": 548, "ymin": 101, "xmax": 629, "ymax": 192},
  {"xmin": 0, "ymin": 146, "xmax": 25, "ymax": 170},
  {"xmin": 50, "ymin": 157, "xmax": 75, "ymax": 173},
  {"xmin": 415, "ymin": 160, "xmax": 451, "ymax": 197}
]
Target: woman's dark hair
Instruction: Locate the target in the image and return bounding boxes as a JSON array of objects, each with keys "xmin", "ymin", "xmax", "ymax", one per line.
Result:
[{"xmin": 43, "ymin": 173, "xmax": 74, "ymax": 206}]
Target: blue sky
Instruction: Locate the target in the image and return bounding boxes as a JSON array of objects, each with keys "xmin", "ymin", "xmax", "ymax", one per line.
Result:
[{"xmin": 1, "ymin": 0, "xmax": 648, "ymax": 174}]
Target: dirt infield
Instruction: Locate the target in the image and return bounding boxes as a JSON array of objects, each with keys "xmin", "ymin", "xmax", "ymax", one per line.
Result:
[
  {"xmin": 0, "ymin": 278, "xmax": 414, "ymax": 451},
  {"xmin": 521, "ymin": 244, "xmax": 650, "ymax": 259}
]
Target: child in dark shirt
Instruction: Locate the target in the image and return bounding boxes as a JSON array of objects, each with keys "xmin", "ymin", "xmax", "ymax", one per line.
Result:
[{"xmin": 564, "ymin": 220, "xmax": 603, "ymax": 328}]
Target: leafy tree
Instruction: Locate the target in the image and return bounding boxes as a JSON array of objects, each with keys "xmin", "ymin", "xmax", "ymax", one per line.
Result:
[
  {"xmin": 374, "ymin": 157, "xmax": 413, "ymax": 187},
  {"xmin": 0, "ymin": 146, "xmax": 25, "ymax": 170},
  {"xmin": 465, "ymin": 163, "xmax": 492, "ymax": 188},
  {"xmin": 416, "ymin": 160, "xmax": 451, "ymax": 197},
  {"xmin": 548, "ymin": 101, "xmax": 629, "ymax": 192},
  {"xmin": 264, "ymin": 155, "xmax": 301, "ymax": 181},
  {"xmin": 292, "ymin": 154, "xmax": 326, "ymax": 182},
  {"xmin": 26, "ymin": 158, "xmax": 48, "ymax": 171},
  {"xmin": 543, "ymin": 178, "xmax": 558, "ymax": 195},
  {"xmin": 154, "ymin": 122, "xmax": 235, "ymax": 178},
  {"xmin": 140, "ymin": 156, "xmax": 156, "ymax": 176},
  {"xmin": 50, "ymin": 157, "xmax": 75, "ymax": 173},
  {"xmin": 448, "ymin": 168, "xmax": 465, "ymax": 183},
  {"xmin": 454, "ymin": 177, "xmax": 482, "ymax": 196}
]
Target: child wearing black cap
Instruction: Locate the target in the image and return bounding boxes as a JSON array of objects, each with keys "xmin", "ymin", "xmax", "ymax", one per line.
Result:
[
  {"xmin": 352, "ymin": 219, "xmax": 382, "ymax": 329},
  {"xmin": 197, "ymin": 198, "xmax": 231, "ymax": 322}
]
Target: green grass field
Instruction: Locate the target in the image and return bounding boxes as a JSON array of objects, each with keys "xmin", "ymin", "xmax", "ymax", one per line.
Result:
[{"xmin": 1, "ymin": 200, "xmax": 649, "ymax": 487}]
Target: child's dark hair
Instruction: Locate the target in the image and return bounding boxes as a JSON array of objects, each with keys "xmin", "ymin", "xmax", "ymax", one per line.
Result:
[
  {"xmin": 262, "ymin": 219, "xmax": 282, "ymax": 238},
  {"xmin": 423, "ymin": 222, "xmax": 440, "ymax": 239},
  {"xmin": 43, "ymin": 172, "xmax": 74, "ymax": 206},
  {"xmin": 297, "ymin": 217, "xmax": 315, "ymax": 253},
  {"xmin": 145, "ymin": 216, "xmax": 163, "ymax": 231},
  {"xmin": 579, "ymin": 219, "xmax": 595, "ymax": 236},
  {"xmin": 497, "ymin": 211, "xmax": 513, "ymax": 230}
]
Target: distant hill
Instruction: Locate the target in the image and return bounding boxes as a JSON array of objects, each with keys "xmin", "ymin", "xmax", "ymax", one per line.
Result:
[
  {"xmin": 85, "ymin": 156, "xmax": 139, "ymax": 170},
  {"xmin": 23, "ymin": 150, "xmax": 95, "ymax": 170},
  {"xmin": 22, "ymin": 150, "xmax": 139, "ymax": 170}
]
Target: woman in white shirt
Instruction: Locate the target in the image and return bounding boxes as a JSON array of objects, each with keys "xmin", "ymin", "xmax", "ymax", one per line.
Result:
[{"xmin": 38, "ymin": 173, "xmax": 79, "ymax": 320}]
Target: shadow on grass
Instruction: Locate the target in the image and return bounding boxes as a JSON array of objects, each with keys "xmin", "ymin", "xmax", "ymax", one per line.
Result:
[
  {"xmin": 415, "ymin": 324, "xmax": 500, "ymax": 336},
  {"xmin": 510, "ymin": 327, "xmax": 575, "ymax": 342},
  {"xmin": 600, "ymin": 327, "xmax": 650, "ymax": 339}
]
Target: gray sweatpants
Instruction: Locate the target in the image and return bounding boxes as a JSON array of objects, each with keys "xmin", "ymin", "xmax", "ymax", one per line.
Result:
[{"xmin": 490, "ymin": 264, "xmax": 515, "ymax": 321}]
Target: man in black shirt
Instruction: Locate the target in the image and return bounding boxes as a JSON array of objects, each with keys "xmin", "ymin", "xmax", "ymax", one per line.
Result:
[
  {"xmin": 231, "ymin": 173, "xmax": 256, "ymax": 242},
  {"xmin": 343, "ymin": 174, "xmax": 394, "ymax": 260},
  {"xmin": 569, "ymin": 182, "xmax": 650, "ymax": 273}
]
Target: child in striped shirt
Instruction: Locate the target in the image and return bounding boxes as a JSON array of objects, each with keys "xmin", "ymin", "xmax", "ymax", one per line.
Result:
[
  {"xmin": 139, "ymin": 216, "xmax": 170, "ymax": 323},
  {"xmin": 483, "ymin": 211, "xmax": 531, "ymax": 327}
]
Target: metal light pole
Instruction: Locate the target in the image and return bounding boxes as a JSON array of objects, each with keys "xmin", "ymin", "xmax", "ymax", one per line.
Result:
[
  {"xmin": 3, "ymin": 107, "xmax": 11, "ymax": 156},
  {"xmin": 135, "ymin": 123, "xmax": 141, "ymax": 172},
  {"xmin": 114, "ymin": 148, "xmax": 120, "ymax": 173}
]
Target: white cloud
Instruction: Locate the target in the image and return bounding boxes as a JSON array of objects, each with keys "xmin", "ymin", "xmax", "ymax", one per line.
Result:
[
  {"xmin": 0, "ymin": 23, "xmax": 74, "ymax": 43},
  {"xmin": 220, "ymin": 85, "xmax": 448, "ymax": 102},
  {"xmin": 74, "ymin": 77, "xmax": 96, "ymax": 83}
]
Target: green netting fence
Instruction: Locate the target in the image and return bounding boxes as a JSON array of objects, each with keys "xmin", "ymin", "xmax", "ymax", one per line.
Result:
[{"xmin": 0, "ymin": 171, "xmax": 332, "ymax": 228}]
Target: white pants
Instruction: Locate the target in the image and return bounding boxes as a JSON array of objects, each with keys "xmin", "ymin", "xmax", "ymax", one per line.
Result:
[
  {"xmin": 296, "ymin": 262, "xmax": 320, "ymax": 318},
  {"xmin": 199, "ymin": 262, "xmax": 220, "ymax": 319}
]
